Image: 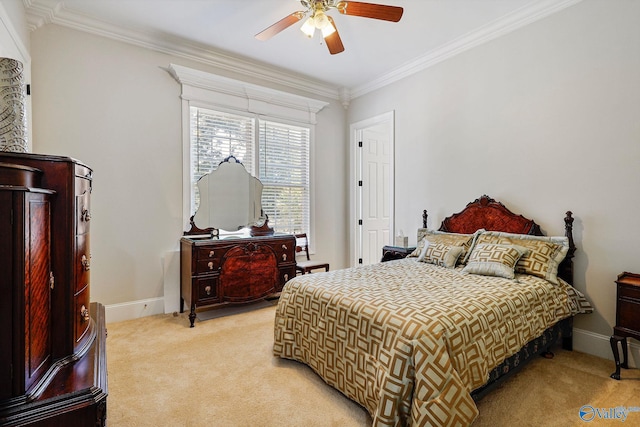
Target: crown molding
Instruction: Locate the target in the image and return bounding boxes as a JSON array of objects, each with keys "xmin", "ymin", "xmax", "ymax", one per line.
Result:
[
  {"xmin": 22, "ymin": 0, "xmax": 341, "ymax": 101},
  {"xmin": 350, "ymin": 0, "xmax": 583, "ymax": 99},
  {"xmin": 168, "ymin": 63, "xmax": 329, "ymax": 121}
]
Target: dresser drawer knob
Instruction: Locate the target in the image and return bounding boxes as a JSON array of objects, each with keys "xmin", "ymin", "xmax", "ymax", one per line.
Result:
[
  {"xmin": 209, "ymin": 250, "xmax": 215, "ymax": 257},
  {"xmin": 81, "ymin": 254, "xmax": 91, "ymax": 271},
  {"xmin": 208, "ymin": 261, "xmax": 214, "ymax": 270},
  {"xmin": 205, "ymin": 285, "xmax": 212, "ymax": 296},
  {"xmin": 284, "ymin": 274, "xmax": 289, "ymax": 282},
  {"xmin": 282, "ymin": 244, "xmax": 288, "ymax": 250},
  {"xmin": 80, "ymin": 305, "xmax": 90, "ymax": 322},
  {"xmin": 49, "ymin": 272, "xmax": 55, "ymax": 290},
  {"xmin": 282, "ymin": 254, "xmax": 287, "ymax": 261}
]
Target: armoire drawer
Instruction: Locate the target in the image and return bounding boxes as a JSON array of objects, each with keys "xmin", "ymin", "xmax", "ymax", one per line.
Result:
[
  {"xmin": 74, "ymin": 285, "xmax": 91, "ymax": 345},
  {"xmin": 75, "ymin": 234, "xmax": 91, "ymax": 292}
]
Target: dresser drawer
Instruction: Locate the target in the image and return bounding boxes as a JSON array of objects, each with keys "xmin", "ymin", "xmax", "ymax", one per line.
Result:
[
  {"xmin": 619, "ymin": 283, "xmax": 640, "ymax": 302},
  {"xmin": 272, "ymin": 239, "xmax": 295, "ymax": 263},
  {"xmin": 194, "ymin": 246, "xmax": 228, "ymax": 274},
  {"xmin": 196, "ymin": 258, "xmax": 221, "ymax": 274},
  {"xmin": 197, "ymin": 247, "xmax": 220, "ymax": 260},
  {"xmin": 195, "ymin": 277, "xmax": 219, "ymax": 305},
  {"xmin": 279, "ymin": 265, "xmax": 296, "ymax": 289}
]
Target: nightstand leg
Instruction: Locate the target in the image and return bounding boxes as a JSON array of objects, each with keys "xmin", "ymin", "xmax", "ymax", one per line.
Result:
[
  {"xmin": 610, "ymin": 335, "xmax": 627, "ymax": 380},
  {"xmin": 620, "ymin": 337, "xmax": 629, "ymax": 369}
]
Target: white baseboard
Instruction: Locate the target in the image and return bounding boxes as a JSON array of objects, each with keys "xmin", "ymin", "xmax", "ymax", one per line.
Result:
[
  {"xmin": 573, "ymin": 328, "xmax": 638, "ymax": 368},
  {"xmin": 104, "ymin": 297, "xmax": 165, "ymax": 323}
]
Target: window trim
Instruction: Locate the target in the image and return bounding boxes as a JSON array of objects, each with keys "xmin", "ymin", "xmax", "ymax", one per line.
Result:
[{"xmin": 169, "ymin": 64, "xmax": 328, "ymax": 235}]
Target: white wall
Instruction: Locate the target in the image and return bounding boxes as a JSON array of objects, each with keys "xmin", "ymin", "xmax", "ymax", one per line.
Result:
[
  {"xmin": 348, "ymin": 0, "xmax": 640, "ymax": 361},
  {"xmin": 0, "ymin": 0, "xmax": 29, "ymax": 58},
  {"xmin": 29, "ymin": 24, "xmax": 347, "ymax": 321}
]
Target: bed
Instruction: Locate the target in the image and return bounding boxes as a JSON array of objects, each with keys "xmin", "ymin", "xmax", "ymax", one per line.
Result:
[{"xmin": 273, "ymin": 195, "xmax": 592, "ymax": 426}]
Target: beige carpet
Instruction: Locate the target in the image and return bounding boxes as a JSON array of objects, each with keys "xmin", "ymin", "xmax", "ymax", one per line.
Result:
[{"xmin": 106, "ymin": 303, "xmax": 640, "ymax": 426}]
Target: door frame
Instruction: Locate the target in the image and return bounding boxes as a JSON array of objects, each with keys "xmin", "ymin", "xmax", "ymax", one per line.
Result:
[{"xmin": 349, "ymin": 111, "xmax": 395, "ymax": 267}]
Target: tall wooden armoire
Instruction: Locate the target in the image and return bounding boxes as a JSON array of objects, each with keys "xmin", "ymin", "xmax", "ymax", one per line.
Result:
[{"xmin": 0, "ymin": 152, "xmax": 107, "ymax": 427}]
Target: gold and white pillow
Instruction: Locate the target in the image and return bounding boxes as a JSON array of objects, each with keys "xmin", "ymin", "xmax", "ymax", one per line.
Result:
[
  {"xmin": 409, "ymin": 229, "xmax": 483, "ymax": 265},
  {"xmin": 418, "ymin": 242, "xmax": 464, "ymax": 268},
  {"xmin": 474, "ymin": 231, "xmax": 569, "ymax": 284},
  {"xmin": 462, "ymin": 243, "xmax": 529, "ymax": 279}
]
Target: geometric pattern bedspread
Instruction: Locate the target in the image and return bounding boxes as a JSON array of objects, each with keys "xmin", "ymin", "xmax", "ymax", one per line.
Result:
[{"xmin": 273, "ymin": 258, "xmax": 590, "ymax": 426}]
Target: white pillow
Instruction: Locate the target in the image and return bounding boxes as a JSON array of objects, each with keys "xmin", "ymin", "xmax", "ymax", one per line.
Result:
[{"xmin": 416, "ymin": 239, "xmax": 430, "ymax": 262}]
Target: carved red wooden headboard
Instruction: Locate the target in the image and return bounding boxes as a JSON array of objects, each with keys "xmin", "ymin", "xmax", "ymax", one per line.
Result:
[
  {"xmin": 422, "ymin": 195, "xmax": 575, "ymax": 285},
  {"xmin": 439, "ymin": 195, "xmax": 542, "ymax": 235}
]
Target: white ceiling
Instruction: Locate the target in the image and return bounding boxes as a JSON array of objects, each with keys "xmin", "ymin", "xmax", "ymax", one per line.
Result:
[{"xmin": 23, "ymin": 0, "xmax": 579, "ymax": 98}]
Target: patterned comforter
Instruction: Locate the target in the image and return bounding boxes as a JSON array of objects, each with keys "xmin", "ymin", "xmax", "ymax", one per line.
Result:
[{"xmin": 273, "ymin": 258, "xmax": 590, "ymax": 426}]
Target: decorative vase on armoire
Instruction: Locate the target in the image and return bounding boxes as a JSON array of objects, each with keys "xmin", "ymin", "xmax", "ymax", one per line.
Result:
[{"xmin": 0, "ymin": 57, "xmax": 28, "ymax": 153}]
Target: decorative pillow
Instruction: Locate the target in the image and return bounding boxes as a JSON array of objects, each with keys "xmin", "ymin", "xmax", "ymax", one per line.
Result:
[
  {"xmin": 409, "ymin": 229, "xmax": 483, "ymax": 265},
  {"xmin": 475, "ymin": 231, "xmax": 569, "ymax": 285},
  {"xmin": 420, "ymin": 243, "xmax": 464, "ymax": 268},
  {"xmin": 462, "ymin": 243, "xmax": 529, "ymax": 279},
  {"xmin": 416, "ymin": 239, "xmax": 430, "ymax": 262}
]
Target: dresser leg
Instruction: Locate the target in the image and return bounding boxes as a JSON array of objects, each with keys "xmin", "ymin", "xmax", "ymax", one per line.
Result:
[
  {"xmin": 189, "ymin": 305, "xmax": 196, "ymax": 328},
  {"xmin": 610, "ymin": 335, "xmax": 626, "ymax": 380}
]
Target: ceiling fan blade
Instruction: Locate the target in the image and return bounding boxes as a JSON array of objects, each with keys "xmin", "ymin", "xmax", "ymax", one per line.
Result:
[
  {"xmin": 335, "ymin": 1, "xmax": 403, "ymax": 22},
  {"xmin": 255, "ymin": 11, "xmax": 305, "ymax": 41},
  {"xmin": 324, "ymin": 16, "xmax": 345, "ymax": 55}
]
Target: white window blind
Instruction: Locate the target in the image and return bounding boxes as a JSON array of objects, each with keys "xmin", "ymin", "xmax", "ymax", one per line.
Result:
[
  {"xmin": 258, "ymin": 121, "xmax": 310, "ymax": 235},
  {"xmin": 189, "ymin": 107, "xmax": 254, "ymax": 214}
]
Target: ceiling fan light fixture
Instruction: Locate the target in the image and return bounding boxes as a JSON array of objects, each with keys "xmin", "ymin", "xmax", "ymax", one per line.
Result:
[
  {"xmin": 321, "ymin": 22, "xmax": 336, "ymax": 38},
  {"xmin": 300, "ymin": 17, "xmax": 316, "ymax": 37},
  {"xmin": 313, "ymin": 11, "xmax": 330, "ymax": 30}
]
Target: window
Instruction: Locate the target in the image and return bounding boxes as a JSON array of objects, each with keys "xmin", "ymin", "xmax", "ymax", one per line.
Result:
[
  {"xmin": 189, "ymin": 107, "xmax": 310, "ymax": 234},
  {"xmin": 170, "ymin": 63, "xmax": 327, "ymax": 237},
  {"xmin": 258, "ymin": 121, "xmax": 310, "ymax": 234}
]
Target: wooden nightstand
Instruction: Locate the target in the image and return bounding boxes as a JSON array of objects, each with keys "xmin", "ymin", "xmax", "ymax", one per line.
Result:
[
  {"xmin": 610, "ymin": 272, "xmax": 640, "ymax": 380},
  {"xmin": 381, "ymin": 245, "xmax": 416, "ymax": 262}
]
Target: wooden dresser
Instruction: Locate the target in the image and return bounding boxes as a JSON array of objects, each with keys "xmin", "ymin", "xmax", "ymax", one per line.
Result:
[
  {"xmin": 181, "ymin": 234, "xmax": 296, "ymax": 327},
  {"xmin": 0, "ymin": 153, "xmax": 107, "ymax": 426},
  {"xmin": 610, "ymin": 271, "xmax": 640, "ymax": 380}
]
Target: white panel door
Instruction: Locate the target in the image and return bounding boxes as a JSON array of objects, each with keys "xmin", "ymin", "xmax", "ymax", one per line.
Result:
[{"xmin": 358, "ymin": 123, "xmax": 392, "ymax": 265}]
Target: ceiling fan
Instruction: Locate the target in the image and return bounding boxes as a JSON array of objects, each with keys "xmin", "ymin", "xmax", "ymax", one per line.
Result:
[{"xmin": 255, "ymin": 1, "xmax": 404, "ymax": 55}]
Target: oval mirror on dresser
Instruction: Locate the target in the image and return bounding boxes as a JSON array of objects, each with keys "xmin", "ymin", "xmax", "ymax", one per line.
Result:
[{"xmin": 190, "ymin": 155, "xmax": 265, "ymax": 234}]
